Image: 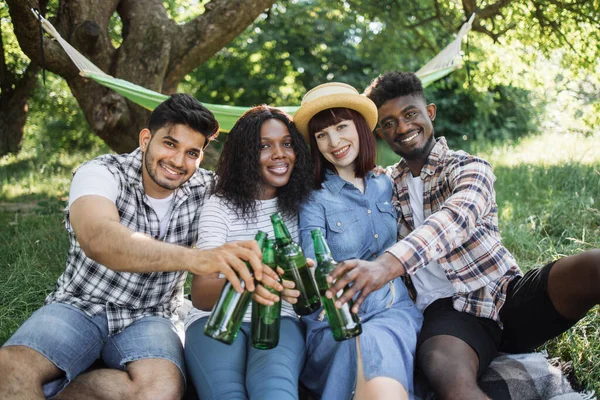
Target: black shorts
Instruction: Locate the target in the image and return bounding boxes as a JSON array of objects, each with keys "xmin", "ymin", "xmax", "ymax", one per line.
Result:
[
  {"xmin": 416, "ymin": 261, "xmax": 579, "ymax": 375},
  {"xmin": 499, "ymin": 261, "xmax": 579, "ymax": 353},
  {"xmin": 417, "ymin": 297, "xmax": 502, "ymax": 376}
]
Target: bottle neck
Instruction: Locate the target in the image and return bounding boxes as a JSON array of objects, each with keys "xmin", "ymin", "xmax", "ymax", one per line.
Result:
[
  {"xmin": 272, "ymin": 219, "xmax": 292, "ymax": 246},
  {"xmin": 262, "ymin": 240, "xmax": 277, "ymax": 266},
  {"xmin": 255, "ymin": 231, "xmax": 268, "ymax": 250},
  {"xmin": 312, "ymin": 232, "xmax": 334, "ymax": 264}
]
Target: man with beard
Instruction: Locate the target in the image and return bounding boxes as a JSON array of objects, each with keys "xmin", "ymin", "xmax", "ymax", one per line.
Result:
[
  {"xmin": 323, "ymin": 72, "xmax": 600, "ymax": 399},
  {"xmin": 0, "ymin": 94, "xmax": 281, "ymax": 400}
]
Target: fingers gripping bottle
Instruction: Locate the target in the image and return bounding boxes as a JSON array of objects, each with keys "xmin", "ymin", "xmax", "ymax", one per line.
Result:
[
  {"xmin": 311, "ymin": 229, "xmax": 362, "ymax": 341},
  {"xmin": 251, "ymin": 239, "xmax": 282, "ymax": 349},
  {"xmin": 204, "ymin": 231, "xmax": 268, "ymax": 344},
  {"xmin": 271, "ymin": 212, "xmax": 321, "ymax": 316}
]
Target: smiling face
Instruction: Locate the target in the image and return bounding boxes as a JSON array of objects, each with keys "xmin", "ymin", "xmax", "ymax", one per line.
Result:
[
  {"xmin": 314, "ymin": 119, "xmax": 360, "ymax": 175},
  {"xmin": 140, "ymin": 124, "xmax": 205, "ymax": 198},
  {"xmin": 258, "ymin": 118, "xmax": 296, "ymax": 200},
  {"xmin": 376, "ymin": 94, "xmax": 437, "ymax": 163}
]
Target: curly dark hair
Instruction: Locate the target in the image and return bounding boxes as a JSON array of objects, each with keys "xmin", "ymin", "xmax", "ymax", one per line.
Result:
[
  {"xmin": 363, "ymin": 71, "xmax": 426, "ymax": 108},
  {"xmin": 214, "ymin": 105, "xmax": 313, "ymax": 220}
]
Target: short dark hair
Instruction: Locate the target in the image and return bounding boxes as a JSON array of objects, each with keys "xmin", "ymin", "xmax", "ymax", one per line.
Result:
[
  {"xmin": 148, "ymin": 93, "xmax": 219, "ymax": 147},
  {"xmin": 307, "ymin": 108, "xmax": 376, "ymax": 188},
  {"xmin": 215, "ymin": 105, "xmax": 313, "ymax": 219},
  {"xmin": 364, "ymin": 71, "xmax": 426, "ymax": 108}
]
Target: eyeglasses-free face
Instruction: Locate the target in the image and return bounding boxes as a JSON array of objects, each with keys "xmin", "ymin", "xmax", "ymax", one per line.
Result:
[{"xmin": 376, "ymin": 94, "xmax": 437, "ymax": 161}]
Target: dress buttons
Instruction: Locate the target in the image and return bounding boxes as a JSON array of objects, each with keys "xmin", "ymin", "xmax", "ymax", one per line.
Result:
[
  {"xmin": 336, "ymin": 221, "xmax": 342, "ymax": 227},
  {"xmin": 367, "ymin": 209, "xmax": 372, "ymax": 214},
  {"xmin": 374, "ymin": 234, "xmax": 379, "ymax": 239}
]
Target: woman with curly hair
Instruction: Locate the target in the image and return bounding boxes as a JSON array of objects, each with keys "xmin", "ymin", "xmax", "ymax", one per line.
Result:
[{"xmin": 184, "ymin": 105, "xmax": 313, "ymax": 400}]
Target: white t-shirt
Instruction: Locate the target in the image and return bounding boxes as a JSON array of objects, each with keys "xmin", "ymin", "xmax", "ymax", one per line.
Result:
[
  {"xmin": 406, "ymin": 174, "xmax": 455, "ymax": 312},
  {"xmin": 184, "ymin": 195, "xmax": 300, "ymax": 330},
  {"xmin": 69, "ymin": 163, "xmax": 173, "ymax": 239}
]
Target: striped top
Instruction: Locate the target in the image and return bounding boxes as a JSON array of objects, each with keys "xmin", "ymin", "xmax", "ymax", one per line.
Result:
[{"xmin": 184, "ymin": 194, "xmax": 299, "ymax": 330}]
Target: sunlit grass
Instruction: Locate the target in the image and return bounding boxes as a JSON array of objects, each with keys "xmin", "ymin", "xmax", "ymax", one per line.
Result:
[
  {"xmin": 0, "ymin": 147, "xmax": 110, "ymax": 201},
  {"xmin": 473, "ymin": 132, "xmax": 600, "ymax": 167}
]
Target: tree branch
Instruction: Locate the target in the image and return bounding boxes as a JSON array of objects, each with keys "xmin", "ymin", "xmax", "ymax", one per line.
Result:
[
  {"xmin": 476, "ymin": 0, "xmax": 513, "ymax": 19},
  {"xmin": 166, "ymin": 0, "xmax": 276, "ymax": 90},
  {"xmin": 6, "ymin": 0, "xmax": 76, "ymax": 77},
  {"xmin": 533, "ymin": 1, "xmax": 578, "ymax": 54}
]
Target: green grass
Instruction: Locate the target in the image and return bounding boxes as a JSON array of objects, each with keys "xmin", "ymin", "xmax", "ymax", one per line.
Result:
[{"xmin": 1, "ymin": 132, "xmax": 599, "ymax": 393}]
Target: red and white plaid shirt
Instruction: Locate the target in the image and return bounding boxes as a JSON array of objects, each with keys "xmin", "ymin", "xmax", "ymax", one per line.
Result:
[{"xmin": 386, "ymin": 137, "xmax": 522, "ymax": 324}]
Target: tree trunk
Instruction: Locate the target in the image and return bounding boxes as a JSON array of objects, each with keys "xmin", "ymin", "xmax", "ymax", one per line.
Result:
[
  {"xmin": 0, "ymin": 61, "xmax": 40, "ymax": 157},
  {"xmin": 6, "ymin": 0, "xmax": 276, "ymax": 153}
]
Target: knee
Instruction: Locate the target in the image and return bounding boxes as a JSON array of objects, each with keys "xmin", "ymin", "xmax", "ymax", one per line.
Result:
[
  {"xmin": 0, "ymin": 347, "xmax": 46, "ymax": 394},
  {"xmin": 418, "ymin": 346, "xmax": 455, "ymax": 375},
  {"xmin": 129, "ymin": 381, "xmax": 183, "ymax": 400},
  {"xmin": 588, "ymin": 249, "xmax": 600, "ymax": 274},
  {"xmin": 0, "ymin": 346, "xmax": 37, "ymax": 379},
  {"xmin": 0, "ymin": 348, "xmax": 16, "ymax": 378},
  {"xmin": 579, "ymin": 249, "xmax": 600, "ymax": 288},
  {"xmin": 417, "ymin": 345, "xmax": 479, "ymax": 391}
]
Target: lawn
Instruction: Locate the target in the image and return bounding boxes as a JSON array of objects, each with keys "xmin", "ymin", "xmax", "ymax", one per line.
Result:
[{"xmin": 1, "ymin": 132, "xmax": 599, "ymax": 393}]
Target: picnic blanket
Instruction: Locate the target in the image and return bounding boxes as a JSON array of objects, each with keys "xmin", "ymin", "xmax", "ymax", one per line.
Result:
[{"xmin": 415, "ymin": 352, "xmax": 596, "ymax": 400}]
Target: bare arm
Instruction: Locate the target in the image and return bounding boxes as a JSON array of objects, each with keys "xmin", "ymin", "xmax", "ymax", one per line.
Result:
[
  {"xmin": 70, "ymin": 195, "xmax": 267, "ymax": 292},
  {"xmin": 190, "ymin": 273, "xmax": 226, "ymax": 311}
]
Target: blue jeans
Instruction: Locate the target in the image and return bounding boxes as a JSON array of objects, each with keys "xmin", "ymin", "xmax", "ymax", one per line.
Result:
[
  {"xmin": 3, "ymin": 303, "xmax": 185, "ymax": 398},
  {"xmin": 185, "ymin": 317, "xmax": 305, "ymax": 400}
]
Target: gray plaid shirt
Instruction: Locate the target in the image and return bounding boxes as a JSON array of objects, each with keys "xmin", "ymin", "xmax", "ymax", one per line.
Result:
[{"xmin": 45, "ymin": 148, "xmax": 214, "ymax": 334}]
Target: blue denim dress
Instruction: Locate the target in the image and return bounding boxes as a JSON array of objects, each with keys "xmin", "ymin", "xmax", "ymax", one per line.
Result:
[{"xmin": 299, "ymin": 170, "xmax": 423, "ymax": 399}]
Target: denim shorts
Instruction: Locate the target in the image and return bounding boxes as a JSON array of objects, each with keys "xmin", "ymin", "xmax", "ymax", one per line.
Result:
[{"xmin": 3, "ymin": 302, "xmax": 185, "ymax": 398}]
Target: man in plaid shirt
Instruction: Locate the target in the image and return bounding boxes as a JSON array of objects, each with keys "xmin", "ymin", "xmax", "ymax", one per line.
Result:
[
  {"xmin": 0, "ymin": 94, "xmax": 281, "ymax": 399},
  {"xmin": 325, "ymin": 72, "xmax": 600, "ymax": 399}
]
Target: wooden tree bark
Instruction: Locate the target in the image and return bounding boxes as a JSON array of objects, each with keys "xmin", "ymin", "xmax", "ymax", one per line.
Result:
[
  {"xmin": 0, "ymin": 1, "xmax": 45, "ymax": 157},
  {"xmin": 5, "ymin": 0, "xmax": 276, "ymax": 153},
  {"xmin": 0, "ymin": 63, "xmax": 40, "ymax": 156}
]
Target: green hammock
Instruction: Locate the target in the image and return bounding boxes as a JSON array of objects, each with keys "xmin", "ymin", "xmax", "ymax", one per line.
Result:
[{"xmin": 36, "ymin": 9, "xmax": 474, "ymax": 132}]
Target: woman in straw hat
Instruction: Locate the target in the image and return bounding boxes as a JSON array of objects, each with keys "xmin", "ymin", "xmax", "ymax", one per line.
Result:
[
  {"xmin": 295, "ymin": 83, "xmax": 423, "ymax": 400},
  {"xmin": 184, "ymin": 105, "xmax": 313, "ymax": 400}
]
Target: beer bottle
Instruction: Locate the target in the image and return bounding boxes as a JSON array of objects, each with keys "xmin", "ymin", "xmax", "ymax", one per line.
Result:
[
  {"xmin": 204, "ymin": 231, "xmax": 267, "ymax": 344},
  {"xmin": 271, "ymin": 212, "xmax": 321, "ymax": 316},
  {"xmin": 311, "ymin": 229, "xmax": 362, "ymax": 341},
  {"xmin": 251, "ymin": 239, "xmax": 281, "ymax": 349}
]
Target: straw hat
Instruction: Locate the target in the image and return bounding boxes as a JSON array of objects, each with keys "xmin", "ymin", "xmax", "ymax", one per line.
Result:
[{"xmin": 294, "ymin": 82, "xmax": 378, "ymax": 141}]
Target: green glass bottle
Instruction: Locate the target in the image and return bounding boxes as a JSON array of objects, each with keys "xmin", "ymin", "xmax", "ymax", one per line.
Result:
[
  {"xmin": 204, "ymin": 231, "xmax": 268, "ymax": 344},
  {"xmin": 311, "ymin": 229, "xmax": 362, "ymax": 341},
  {"xmin": 271, "ymin": 212, "xmax": 321, "ymax": 316},
  {"xmin": 251, "ymin": 239, "xmax": 282, "ymax": 349}
]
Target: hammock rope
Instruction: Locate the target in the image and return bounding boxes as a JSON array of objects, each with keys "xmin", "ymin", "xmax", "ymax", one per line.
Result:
[{"xmin": 32, "ymin": 9, "xmax": 474, "ymax": 132}]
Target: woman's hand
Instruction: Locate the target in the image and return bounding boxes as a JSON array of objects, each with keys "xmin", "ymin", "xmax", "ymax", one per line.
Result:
[
  {"xmin": 252, "ymin": 264, "xmax": 284, "ymax": 306},
  {"xmin": 279, "ymin": 270, "xmax": 300, "ymax": 304}
]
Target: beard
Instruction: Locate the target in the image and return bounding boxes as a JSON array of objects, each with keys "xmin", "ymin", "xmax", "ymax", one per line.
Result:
[
  {"xmin": 394, "ymin": 131, "xmax": 436, "ymax": 161},
  {"xmin": 143, "ymin": 140, "xmax": 187, "ymax": 191}
]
